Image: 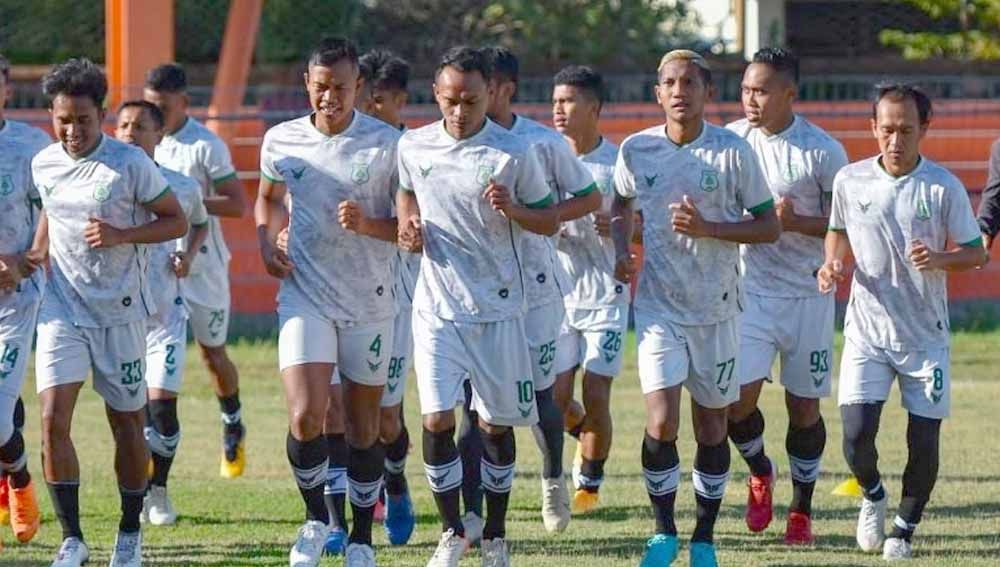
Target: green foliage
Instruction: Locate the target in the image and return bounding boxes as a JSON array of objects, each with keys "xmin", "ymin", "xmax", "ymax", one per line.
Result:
[
  {"xmin": 880, "ymin": 0, "xmax": 1000, "ymax": 61},
  {"xmin": 0, "ymin": 0, "xmax": 104, "ymax": 63}
]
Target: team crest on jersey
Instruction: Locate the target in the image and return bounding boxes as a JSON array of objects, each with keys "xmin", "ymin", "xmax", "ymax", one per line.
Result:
[
  {"xmin": 700, "ymin": 169, "xmax": 720, "ymax": 192},
  {"xmin": 476, "ymin": 164, "xmax": 495, "ymax": 188},
  {"xmin": 915, "ymin": 198, "xmax": 931, "ymax": 220},
  {"xmin": 351, "ymin": 163, "xmax": 370, "ymax": 185},
  {"xmin": 93, "ymin": 184, "xmax": 112, "ymax": 202},
  {"xmin": 0, "ymin": 173, "xmax": 13, "ymax": 196},
  {"xmin": 857, "ymin": 199, "xmax": 872, "ymax": 213},
  {"xmin": 781, "ymin": 161, "xmax": 804, "ymax": 184}
]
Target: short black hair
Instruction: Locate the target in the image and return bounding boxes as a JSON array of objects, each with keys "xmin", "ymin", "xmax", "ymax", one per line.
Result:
[
  {"xmin": 873, "ymin": 82, "xmax": 933, "ymax": 124},
  {"xmin": 436, "ymin": 46, "xmax": 491, "ymax": 81},
  {"xmin": 308, "ymin": 36, "xmax": 358, "ymax": 70},
  {"xmin": 0, "ymin": 54, "xmax": 9, "ymax": 83},
  {"xmin": 751, "ymin": 47, "xmax": 799, "ymax": 84},
  {"xmin": 145, "ymin": 63, "xmax": 187, "ymax": 93},
  {"xmin": 359, "ymin": 49, "xmax": 410, "ymax": 92},
  {"xmin": 119, "ymin": 99, "xmax": 165, "ymax": 129},
  {"xmin": 553, "ymin": 65, "xmax": 605, "ymax": 105},
  {"xmin": 42, "ymin": 58, "xmax": 107, "ymax": 108},
  {"xmin": 480, "ymin": 46, "xmax": 518, "ymax": 83}
]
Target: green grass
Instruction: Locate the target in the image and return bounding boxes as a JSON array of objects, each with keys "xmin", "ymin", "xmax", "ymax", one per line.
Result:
[{"xmin": 4, "ymin": 332, "xmax": 1000, "ymax": 566}]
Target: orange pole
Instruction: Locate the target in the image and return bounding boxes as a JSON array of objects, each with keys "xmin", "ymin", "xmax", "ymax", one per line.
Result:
[
  {"xmin": 105, "ymin": 0, "xmax": 174, "ymax": 110},
  {"xmin": 205, "ymin": 0, "xmax": 263, "ymax": 144}
]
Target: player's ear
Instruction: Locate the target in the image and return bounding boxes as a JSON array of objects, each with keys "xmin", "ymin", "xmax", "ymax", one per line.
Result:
[
  {"xmin": 706, "ymin": 83, "xmax": 718, "ymax": 102},
  {"xmin": 870, "ymin": 118, "xmax": 879, "ymax": 139},
  {"xmin": 302, "ymin": 70, "xmax": 310, "ymax": 90}
]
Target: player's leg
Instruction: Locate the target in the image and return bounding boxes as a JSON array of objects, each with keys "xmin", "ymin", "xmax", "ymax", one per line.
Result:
[
  {"xmin": 0, "ymin": 303, "xmax": 41, "ymax": 543},
  {"xmin": 783, "ymin": 393, "xmax": 823, "ymax": 543},
  {"xmin": 189, "ymin": 303, "xmax": 245, "ymax": 478},
  {"xmin": 838, "ymin": 338, "xmax": 894, "ymax": 553},
  {"xmin": 457, "ymin": 378, "xmax": 484, "ymax": 542},
  {"xmin": 635, "ymin": 311, "xmax": 686, "ymax": 567},
  {"xmin": 381, "ymin": 307, "xmax": 415, "ymax": 546},
  {"xmin": 323, "ymin": 378, "xmax": 348, "ymax": 555}
]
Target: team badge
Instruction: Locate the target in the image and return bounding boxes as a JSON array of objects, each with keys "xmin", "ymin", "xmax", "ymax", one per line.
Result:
[
  {"xmin": 781, "ymin": 161, "xmax": 803, "ymax": 184},
  {"xmin": 351, "ymin": 163, "xmax": 370, "ymax": 185},
  {"xmin": 476, "ymin": 164, "xmax": 495, "ymax": 188},
  {"xmin": 0, "ymin": 173, "xmax": 13, "ymax": 196},
  {"xmin": 700, "ymin": 169, "xmax": 719, "ymax": 192},
  {"xmin": 915, "ymin": 198, "xmax": 931, "ymax": 220},
  {"xmin": 93, "ymin": 184, "xmax": 112, "ymax": 202}
]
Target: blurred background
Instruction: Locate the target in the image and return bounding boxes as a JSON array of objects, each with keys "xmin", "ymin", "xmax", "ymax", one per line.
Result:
[{"xmin": 3, "ymin": 0, "xmax": 999, "ymax": 333}]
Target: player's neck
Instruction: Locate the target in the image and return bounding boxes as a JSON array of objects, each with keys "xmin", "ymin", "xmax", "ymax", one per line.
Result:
[
  {"xmin": 565, "ymin": 128, "xmax": 601, "ymax": 156},
  {"xmin": 167, "ymin": 115, "xmax": 188, "ymax": 136},
  {"xmin": 492, "ymin": 108, "xmax": 515, "ymax": 129},
  {"xmin": 313, "ymin": 110, "xmax": 354, "ymax": 137},
  {"xmin": 879, "ymin": 154, "xmax": 921, "ymax": 178},
  {"xmin": 759, "ymin": 112, "xmax": 794, "ymax": 137},
  {"xmin": 64, "ymin": 134, "xmax": 102, "ymax": 160},
  {"xmin": 666, "ymin": 118, "xmax": 704, "ymax": 146}
]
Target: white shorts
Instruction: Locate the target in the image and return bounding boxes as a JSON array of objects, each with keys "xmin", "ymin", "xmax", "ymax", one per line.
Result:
[
  {"xmin": 635, "ymin": 309, "xmax": 740, "ymax": 409},
  {"xmin": 0, "ymin": 299, "xmax": 40, "ymax": 400},
  {"xmin": 35, "ymin": 298, "xmax": 147, "ymax": 412},
  {"xmin": 145, "ymin": 303, "xmax": 188, "ymax": 393},
  {"xmin": 838, "ymin": 337, "xmax": 950, "ymax": 419},
  {"xmin": 738, "ymin": 293, "xmax": 835, "ymax": 398},
  {"xmin": 278, "ymin": 301, "xmax": 394, "ymax": 388},
  {"xmin": 555, "ymin": 305, "xmax": 628, "ymax": 378},
  {"xmin": 525, "ymin": 301, "xmax": 565, "ymax": 391},
  {"xmin": 382, "ymin": 304, "xmax": 414, "ymax": 408},
  {"xmin": 188, "ymin": 301, "xmax": 230, "ymax": 348},
  {"xmin": 412, "ymin": 309, "xmax": 537, "ymax": 427}
]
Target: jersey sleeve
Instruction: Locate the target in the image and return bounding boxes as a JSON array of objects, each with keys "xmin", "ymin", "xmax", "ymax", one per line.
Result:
[
  {"xmin": 204, "ymin": 134, "xmax": 238, "ymax": 183},
  {"xmin": 550, "ymin": 140, "xmax": 596, "ymax": 197},
  {"xmin": 397, "ymin": 138, "xmax": 414, "ymax": 192},
  {"xmin": 135, "ymin": 153, "xmax": 172, "ymax": 204},
  {"xmin": 515, "ymin": 149, "xmax": 552, "ymax": 207},
  {"xmin": 944, "ymin": 181, "xmax": 983, "ymax": 247},
  {"xmin": 259, "ymin": 129, "xmax": 284, "ymax": 183},
  {"xmin": 828, "ymin": 171, "xmax": 848, "ymax": 231},
  {"xmin": 613, "ymin": 143, "xmax": 637, "ymax": 201},
  {"xmin": 188, "ymin": 184, "xmax": 210, "ymax": 226},
  {"xmin": 736, "ymin": 144, "xmax": 774, "ymax": 216},
  {"xmin": 818, "ymin": 140, "xmax": 849, "ymax": 194},
  {"xmin": 386, "ymin": 137, "xmax": 400, "ymax": 198}
]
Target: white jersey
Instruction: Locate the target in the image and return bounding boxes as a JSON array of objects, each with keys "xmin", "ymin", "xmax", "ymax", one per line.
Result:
[
  {"xmin": 728, "ymin": 116, "xmax": 849, "ymax": 297},
  {"xmin": 395, "ymin": 250, "xmax": 420, "ymax": 308},
  {"xmin": 154, "ymin": 117, "xmax": 237, "ymax": 308},
  {"xmin": 508, "ymin": 115, "xmax": 595, "ymax": 308},
  {"xmin": 261, "ymin": 112, "xmax": 399, "ymax": 322},
  {"xmin": 398, "ymin": 119, "xmax": 551, "ymax": 323},
  {"xmin": 33, "ymin": 135, "xmax": 171, "ymax": 327},
  {"xmin": 0, "ymin": 120, "xmax": 50, "ymax": 318},
  {"xmin": 615, "ymin": 121, "xmax": 773, "ymax": 325},
  {"xmin": 556, "ymin": 137, "xmax": 628, "ymax": 310},
  {"xmin": 829, "ymin": 156, "xmax": 981, "ymax": 351},
  {"xmin": 149, "ymin": 165, "xmax": 208, "ymax": 316}
]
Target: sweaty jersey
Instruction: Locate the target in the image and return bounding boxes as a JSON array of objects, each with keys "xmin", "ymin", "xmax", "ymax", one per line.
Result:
[
  {"xmin": 829, "ymin": 156, "xmax": 981, "ymax": 351},
  {"xmin": 154, "ymin": 117, "xmax": 237, "ymax": 308},
  {"xmin": 556, "ymin": 137, "xmax": 629, "ymax": 310},
  {"xmin": 150, "ymin": 165, "xmax": 208, "ymax": 316},
  {"xmin": 727, "ymin": 116, "xmax": 849, "ymax": 297},
  {"xmin": 398, "ymin": 119, "xmax": 552, "ymax": 323},
  {"xmin": 507, "ymin": 115, "xmax": 595, "ymax": 308},
  {"xmin": 615, "ymin": 121, "xmax": 773, "ymax": 325},
  {"xmin": 33, "ymin": 135, "xmax": 171, "ymax": 327},
  {"xmin": 261, "ymin": 112, "xmax": 399, "ymax": 322},
  {"xmin": 0, "ymin": 120, "xmax": 50, "ymax": 318}
]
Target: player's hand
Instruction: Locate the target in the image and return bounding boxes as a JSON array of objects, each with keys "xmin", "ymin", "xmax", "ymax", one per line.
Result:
[
  {"xmin": 84, "ymin": 218, "xmax": 126, "ymax": 248},
  {"xmin": 262, "ymin": 243, "xmax": 295, "ymax": 279},
  {"xmin": 776, "ymin": 197, "xmax": 800, "ymax": 232},
  {"xmin": 398, "ymin": 215, "xmax": 423, "ymax": 253},
  {"xmin": 984, "ymin": 233, "xmax": 993, "ymax": 251},
  {"xmin": 338, "ymin": 200, "xmax": 369, "ymax": 235},
  {"xmin": 633, "ymin": 210, "xmax": 644, "ymax": 242},
  {"xmin": 0, "ymin": 255, "xmax": 22, "ymax": 294},
  {"xmin": 171, "ymin": 251, "xmax": 193, "ymax": 278},
  {"xmin": 483, "ymin": 180, "xmax": 513, "ymax": 217},
  {"xmin": 909, "ymin": 239, "xmax": 940, "ymax": 271},
  {"xmin": 669, "ymin": 195, "xmax": 712, "ymax": 238},
  {"xmin": 20, "ymin": 247, "xmax": 46, "ymax": 275},
  {"xmin": 593, "ymin": 211, "xmax": 611, "ymax": 237},
  {"xmin": 817, "ymin": 259, "xmax": 846, "ymax": 293},
  {"xmin": 276, "ymin": 226, "xmax": 290, "ymax": 254},
  {"xmin": 614, "ymin": 252, "xmax": 639, "ymax": 283}
]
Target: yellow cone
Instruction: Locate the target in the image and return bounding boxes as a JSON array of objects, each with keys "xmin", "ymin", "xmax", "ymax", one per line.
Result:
[{"xmin": 832, "ymin": 477, "xmax": 863, "ymax": 497}]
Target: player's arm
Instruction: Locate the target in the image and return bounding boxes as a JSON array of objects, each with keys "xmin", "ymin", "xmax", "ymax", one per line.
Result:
[
  {"xmin": 485, "ymin": 181, "xmax": 559, "ymax": 236},
  {"xmin": 21, "ymin": 210, "xmax": 49, "ymax": 274},
  {"xmin": 173, "ymin": 221, "xmax": 209, "ymax": 278},
  {"xmin": 977, "ymin": 140, "xmax": 1000, "ymax": 249},
  {"xmin": 555, "ymin": 184, "xmax": 601, "ymax": 223},
  {"xmin": 670, "ymin": 195, "xmax": 780, "ymax": 243},
  {"xmin": 910, "ymin": 238, "xmax": 988, "ymax": 272},
  {"xmin": 776, "ymin": 196, "xmax": 830, "ymax": 238},
  {"xmin": 338, "ymin": 201, "xmax": 397, "ymax": 242},
  {"xmin": 254, "ymin": 175, "xmax": 294, "ymax": 278},
  {"xmin": 85, "ymin": 191, "xmax": 187, "ymax": 248},
  {"xmin": 610, "ymin": 194, "xmax": 639, "ymax": 283},
  {"xmin": 396, "ymin": 188, "xmax": 422, "ymax": 253},
  {"xmin": 817, "ymin": 228, "xmax": 851, "ymax": 293},
  {"xmin": 204, "ymin": 174, "xmax": 248, "ymax": 218}
]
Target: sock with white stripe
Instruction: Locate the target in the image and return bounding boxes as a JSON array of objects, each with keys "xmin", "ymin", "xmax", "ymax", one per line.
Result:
[
  {"xmin": 0, "ymin": 428, "xmax": 29, "ymax": 489},
  {"xmin": 287, "ymin": 432, "xmax": 330, "ymax": 524},
  {"xmin": 423, "ymin": 427, "xmax": 464, "ymax": 535},
  {"xmin": 324, "ymin": 433, "xmax": 349, "ymax": 530},
  {"xmin": 729, "ymin": 408, "xmax": 771, "ymax": 477},
  {"xmin": 642, "ymin": 433, "xmax": 680, "ymax": 536},
  {"xmin": 787, "ymin": 416, "xmax": 826, "ymax": 515},
  {"xmin": 578, "ymin": 457, "xmax": 606, "ymax": 493},
  {"xmin": 145, "ymin": 398, "xmax": 180, "ymax": 488},
  {"xmin": 692, "ymin": 440, "xmax": 730, "ymax": 543},
  {"xmin": 348, "ymin": 443, "xmax": 384, "ymax": 545},
  {"xmin": 384, "ymin": 425, "xmax": 409, "ymax": 496},
  {"xmin": 481, "ymin": 427, "xmax": 516, "ymax": 540}
]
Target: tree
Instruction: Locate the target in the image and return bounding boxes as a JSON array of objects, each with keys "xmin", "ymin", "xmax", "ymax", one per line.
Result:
[{"xmin": 880, "ymin": 0, "xmax": 1000, "ymax": 61}]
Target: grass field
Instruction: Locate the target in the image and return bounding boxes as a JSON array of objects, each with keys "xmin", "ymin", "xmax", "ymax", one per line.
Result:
[{"xmin": 3, "ymin": 332, "xmax": 1000, "ymax": 566}]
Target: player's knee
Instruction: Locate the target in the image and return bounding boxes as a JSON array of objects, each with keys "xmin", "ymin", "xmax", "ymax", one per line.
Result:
[
  {"xmin": 289, "ymin": 407, "xmax": 325, "ymax": 440},
  {"xmin": 786, "ymin": 395, "xmax": 821, "ymax": 429},
  {"xmin": 645, "ymin": 414, "xmax": 678, "ymax": 442},
  {"xmin": 346, "ymin": 416, "xmax": 380, "ymax": 448},
  {"xmin": 478, "ymin": 420, "xmax": 510, "ymax": 437},
  {"xmin": 108, "ymin": 408, "xmax": 146, "ymax": 443},
  {"xmin": 423, "ymin": 411, "xmax": 455, "ymax": 434},
  {"xmin": 907, "ymin": 414, "xmax": 941, "ymax": 457},
  {"xmin": 40, "ymin": 403, "xmax": 72, "ymax": 442},
  {"xmin": 582, "ymin": 379, "xmax": 612, "ymax": 417},
  {"xmin": 379, "ymin": 408, "xmax": 402, "ymax": 444},
  {"xmin": 200, "ymin": 344, "xmax": 230, "ymax": 371}
]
